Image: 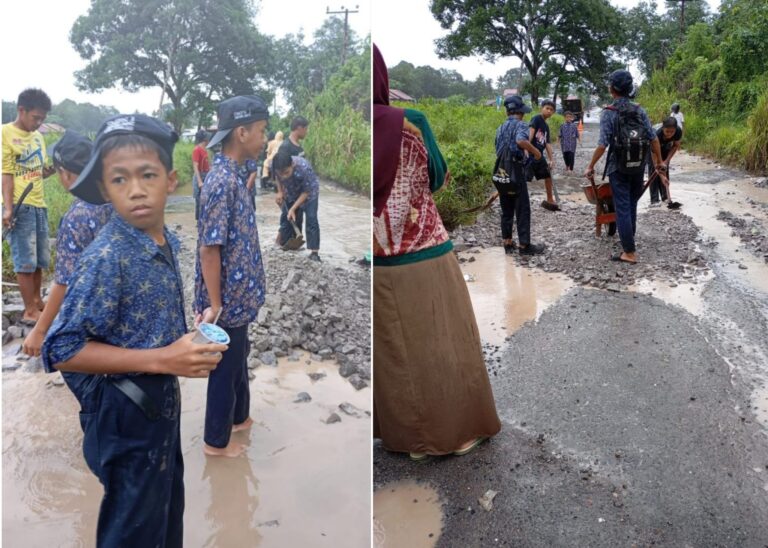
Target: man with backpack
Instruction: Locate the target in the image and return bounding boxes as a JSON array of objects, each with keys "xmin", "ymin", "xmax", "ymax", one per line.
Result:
[
  {"xmin": 494, "ymin": 95, "xmax": 546, "ymax": 255},
  {"xmin": 584, "ymin": 70, "xmax": 664, "ymax": 264}
]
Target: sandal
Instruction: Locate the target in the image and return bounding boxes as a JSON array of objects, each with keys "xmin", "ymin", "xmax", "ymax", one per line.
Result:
[
  {"xmin": 610, "ymin": 253, "xmax": 637, "ymax": 265},
  {"xmin": 453, "ymin": 437, "xmax": 488, "ymax": 456},
  {"xmin": 18, "ymin": 317, "xmax": 38, "ymax": 327},
  {"xmin": 409, "ymin": 452, "xmax": 429, "ymax": 462}
]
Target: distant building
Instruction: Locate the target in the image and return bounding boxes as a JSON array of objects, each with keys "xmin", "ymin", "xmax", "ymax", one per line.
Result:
[
  {"xmin": 503, "ymin": 88, "xmax": 519, "ymax": 98},
  {"xmin": 37, "ymin": 122, "xmax": 65, "ymax": 134},
  {"xmin": 390, "ymin": 89, "xmax": 415, "ymax": 102}
]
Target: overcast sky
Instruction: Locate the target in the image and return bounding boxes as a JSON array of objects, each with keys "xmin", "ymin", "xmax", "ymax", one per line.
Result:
[
  {"xmin": 372, "ymin": 0, "xmax": 722, "ymax": 86},
  {"xmin": 1, "ymin": 0, "xmax": 370, "ymax": 114}
]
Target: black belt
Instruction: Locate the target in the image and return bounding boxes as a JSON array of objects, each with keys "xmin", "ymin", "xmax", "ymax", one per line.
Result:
[{"xmin": 109, "ymin": 377, "xmax": 161, "ymax": 421}]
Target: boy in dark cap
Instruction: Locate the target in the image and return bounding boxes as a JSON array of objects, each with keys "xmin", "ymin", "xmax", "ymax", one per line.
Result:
[
  {"xmin": 273, "ymin": 149, "xmax": 322, "ymax": 261},
  {"xmin": 195, "ymin": 95, "xmax": 269, "ymax": 457},
  {"xmin": 42, "ymin": 114, "xmax": 228, "ymax": 547},
  {"xmin": 23, "ymin": 130, "xmax": 112, "ymax": 358},
  {"xmin": 584, "ymin": 70, "xmax": 664, "ymax": 264},
  {"xmin": 494, "ymin": 95, "xmax": 546, "ymax": 255}
]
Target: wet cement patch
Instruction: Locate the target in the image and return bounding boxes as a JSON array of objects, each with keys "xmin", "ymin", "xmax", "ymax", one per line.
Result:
[{"xmin": 373, "ymin": 288, "xmax": 768, "ymax": 547}]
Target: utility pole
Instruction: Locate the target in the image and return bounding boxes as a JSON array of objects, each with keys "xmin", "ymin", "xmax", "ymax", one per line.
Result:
[{"xmin": 326, "ymin": 5, "xmax": 359, "ymax": 65}]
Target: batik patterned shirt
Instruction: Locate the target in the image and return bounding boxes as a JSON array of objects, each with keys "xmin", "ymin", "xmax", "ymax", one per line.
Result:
[
  {"xmin": 559, "ymin": 122, "xmax": 579, "ymax": 153},
  {"xmin": 54, "ymin": 199, "xmax": 113, "ymax": 285},
  {"xmin": 281, "ymin": 156, "xmax": 320, "ymax": 205},
  {"xmin": 495, "ymin": 117, "xmax": 530, "ymax": 158},
  {"xmin": 195, "ymin": 153, "xmax": 266, "ymax": 328},
  {"xmin": 598, "ymin": 97, "xmax": 657, "ymax": 176},
  {"xmin": 373, "ymin": 131, "xmax": 449, "ymax": 259},
  {"xmin": 42, "ymin": 215, "xmax": 187, "ymax": 374}
]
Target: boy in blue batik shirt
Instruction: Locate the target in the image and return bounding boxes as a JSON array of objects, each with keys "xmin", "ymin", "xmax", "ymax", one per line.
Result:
[
  {"xmin": 23, "ymin": 130, "xmax": 112, "ymax": 359},
  {"xmin": 273, "ymin": 150, "xmax": 321, "ymax": 262},
  {"xmin": 42, "ymin": 114, "xmax": 227, "ymax": 548},
  {"xmin": 196, "ymin": 95, "xmax": 268, "ymax": 458}
]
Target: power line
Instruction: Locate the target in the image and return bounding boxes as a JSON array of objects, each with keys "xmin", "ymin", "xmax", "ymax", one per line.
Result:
[{"xmin": 326, "ymin": 5, "xmax": 359, "ymax": 65}]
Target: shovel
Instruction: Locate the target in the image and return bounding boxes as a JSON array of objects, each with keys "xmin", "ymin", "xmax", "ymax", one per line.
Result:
[
  {"xmin": 2, "ymin": 183, "xmax": 34, "ymax": 240},
  {"xmin": 644, "ymin": 170, "xmax": 682, "ymax": 209},
  {"xmin": 281, "ymin": 220, "xmax": 305, "ymax": 251},
  {"xmin": 459, "ymin": 192, "xmax": 499, "ymax": 214}
]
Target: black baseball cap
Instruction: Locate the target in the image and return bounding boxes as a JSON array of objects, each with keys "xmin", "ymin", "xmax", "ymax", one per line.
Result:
[
  {"xmin": 609, "ymin": 70, "xmax": 634, "ymax": 95},
  {"xmin": 503, "ymin": 95, "xmax": 532, "ymax": 114},
  {"xmin": 49, "ymin": 130, "xmax": 93, "ymax": 174},
  {"xmin": 208, "ymin": 95, "xmax": 270, "ymax": 149},
  {"xmin": 70, "ymin": 114, "xmax": 178, "ymax": 205}
]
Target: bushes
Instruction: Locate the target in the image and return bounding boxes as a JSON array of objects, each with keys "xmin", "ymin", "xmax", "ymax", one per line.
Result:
[
  {"xmin": 173, "ymin": 142, "xmax": 195, "ymax": 190},
  {"xmin": 303, "ymin": 106, "xmax": 370, "ymax": 193},
  {"xmin": 746, "ymin": 90, "xmax": 768, "ymax": 173}
]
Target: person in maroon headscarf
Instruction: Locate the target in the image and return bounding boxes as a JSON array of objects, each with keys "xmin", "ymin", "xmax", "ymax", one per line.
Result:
[{"xmin": 373, "ymin": 44, "xmax": 500, "ymax": 461}]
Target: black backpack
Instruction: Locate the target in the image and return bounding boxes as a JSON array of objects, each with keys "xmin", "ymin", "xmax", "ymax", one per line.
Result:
[
  {"xmin": 604, "ymin": 103, "xmax": 649, "ymax": 177},
  {"xmin": 492, "ymin": 119, "xmax": 525, "ymax": 195}
]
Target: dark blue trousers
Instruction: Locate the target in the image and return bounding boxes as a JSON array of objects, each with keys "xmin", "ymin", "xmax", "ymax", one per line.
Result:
[
  {"xmin": 204, "ymin": 324, "xmax": 251, "ymax": 448},
  {"xmin": 609, "ymin": 171, "xmax": 645, "ymax": 253},
  {"xmin": 279, "ymin": 196, "xmax": 320, "ymax": 250},
  {"xmin": 499, "ymin": 182, "xmax": 531, "ymax": 245},
  {"xmin": 77, "ymin": 374, "xmax": 184, "ymax": 548}
]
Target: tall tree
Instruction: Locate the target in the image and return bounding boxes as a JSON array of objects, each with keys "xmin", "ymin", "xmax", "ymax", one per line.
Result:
[
  {"xmin": 70, "ymin": 0, "xmax": 274, "ymax": 132},
  {"xmin": 430, "ymin": 0, "xmax": 624, "ymax": 104},
  {"xmin": 623, "ymin": 0, "xmax": 710, "ymax": 77}
]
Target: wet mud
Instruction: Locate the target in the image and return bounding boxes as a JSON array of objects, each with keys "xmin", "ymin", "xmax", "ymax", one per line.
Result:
[{"xmin": 373, "ymin": 481, "xmax": 443, "ymax": 548}]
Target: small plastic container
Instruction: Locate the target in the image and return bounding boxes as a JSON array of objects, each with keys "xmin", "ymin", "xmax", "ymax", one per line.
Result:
[{"xmin": 193, "ymin": 323, "xmax": 230, "ymax": 346}]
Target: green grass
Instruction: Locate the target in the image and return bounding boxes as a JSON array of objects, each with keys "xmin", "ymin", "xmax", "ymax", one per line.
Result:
[{"xmin": 303, "ymin": 106, "xmax": 371, "ymax": 194}]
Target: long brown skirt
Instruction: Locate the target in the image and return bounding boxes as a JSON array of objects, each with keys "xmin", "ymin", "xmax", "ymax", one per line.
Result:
[{"xmin": 373, "ymin": 251, "xmax": 501, "ymax": 455}]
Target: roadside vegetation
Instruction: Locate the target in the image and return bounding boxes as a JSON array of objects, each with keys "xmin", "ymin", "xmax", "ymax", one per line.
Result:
[{"xmin": 635, "ymin": 1, "xmax": 768, "ymax": 173}]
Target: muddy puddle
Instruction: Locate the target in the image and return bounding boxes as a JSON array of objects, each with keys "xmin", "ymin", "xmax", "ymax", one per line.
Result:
[
  {"xmin": 459, "ymin": 248, "xmax": 574, "ymax": 345},
  {"xmin": 2, "ymin": 353, "xmax": 371, "ymax": 546},
  {"xmin": 373, "ymin": 481, "xmax": 444, "ymax": 548},
  {"xmin": 166, "ymin": 180, "xmax": 371, "ymax": 266}
]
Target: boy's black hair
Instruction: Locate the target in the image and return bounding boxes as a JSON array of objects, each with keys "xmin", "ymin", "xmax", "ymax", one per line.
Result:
[
  {"xmin": 194, "ymin": 130, "xmax": 209, "ymax": 144},
  {"xmin": 290, "ymin": 116, "xmax": 309, "ymax": 131},
  {"xmin": 17, "ymin": 88, "xmax": 52, "ymax": 113},
  {"xmin": 95, "ymin": 134, "xmax": 172, "ymax": 182},
  {"xmin": 267, "ymin": 131, "xmax": 276, "ymax": 141},
  {"xmin": 662, "ymin": 117, "xmax": 678, "ymax": 129},
  {"xmin": 564, "ymin": 111, "xmax": 573, "ymax": 117},
  {"xmin": 273, "ymin": 150, "xmax": 294, "ymax": 172},
  {"xmin": 540, "ymin": 99, "xmax": 556, "ymax": 109}
]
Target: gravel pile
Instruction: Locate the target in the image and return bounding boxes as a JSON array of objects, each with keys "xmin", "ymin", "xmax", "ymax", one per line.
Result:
[
  {"xmin": 452, "ymin": 197, "xmax": 710, "ymax": 291},
  {"xmin": 716, "ymin": 210, "xmax": 768, "ymax": 263}
]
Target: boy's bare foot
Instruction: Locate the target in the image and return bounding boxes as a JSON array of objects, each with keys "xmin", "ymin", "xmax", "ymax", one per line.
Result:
[
  {"xmin": 203, "ymin": 441, "xmax": 246, "ymax": 457},
  {"xmin": 232, "ymin": 417, "xmax": 254, "ymax": 432}
]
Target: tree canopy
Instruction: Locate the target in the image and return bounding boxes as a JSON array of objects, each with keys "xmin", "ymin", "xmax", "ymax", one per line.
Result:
[
  {"xmin": 430, "ymin": 0, "xmax": 624, "ymax": 104},
  {"xmin": 70, "ymin": 0, "xmax": 274, "ymax": 132}
]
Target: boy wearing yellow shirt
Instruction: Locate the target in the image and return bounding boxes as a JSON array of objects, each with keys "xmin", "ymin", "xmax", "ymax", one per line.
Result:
[{"xmin": 2, "ymin": 88, "xmax": 55, "ymax": 325}]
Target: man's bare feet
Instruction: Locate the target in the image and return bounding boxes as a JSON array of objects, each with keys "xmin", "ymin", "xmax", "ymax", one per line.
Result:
[
  {"xmin": 232, "ymin": 417, "xmax": 254, "ymax": 433},
  {"xmin": 203, "ymin": 441, "xmax": 246, "ymax": 457}
]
